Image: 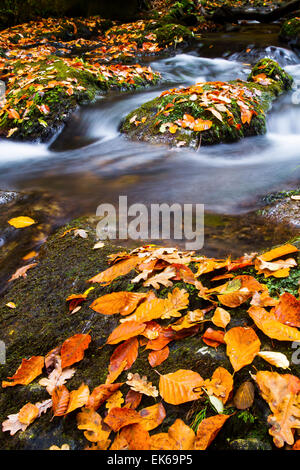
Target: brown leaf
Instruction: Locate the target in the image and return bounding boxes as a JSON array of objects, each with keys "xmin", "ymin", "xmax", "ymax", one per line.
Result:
[
  {"xmin": 86, "ymin": 383, "xmax": 122, "ymax": 410},
  {"xmin": 233, "ymin": 381, "xmax": 255, "ymax": 410},
  {"xmin": 66, "ymin": 383, "xmax": 90, "ymax": 414},
  {"xmin": 52, "ymin": 385, "xmax": 70, "ymax": 416},
  {"xmin": 126, "ymin": 372, "xmax": 159, "ymax": 397},
  {"xmin": 108, "ymin": 337, "xmax": 139, "ymax": 374},
  {"xmin": 125, "ymin": 390, "xmax": 142, "ymax": 409},
  {"xmin": 9, "ymin": 263, "xmax": 37, "ymax": 282},
  {"xmin": 18, "ymin": 403, "xmax": 39, "ymax": 425}
]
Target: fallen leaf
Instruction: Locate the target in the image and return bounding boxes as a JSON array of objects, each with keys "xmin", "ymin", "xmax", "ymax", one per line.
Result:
[
  {"xmin": 257, "ymin": 351, "xmax": 290, "ymax": 369},
  {"xmin": 148, "ymin": 346, "xmax": 169, "ymax": 367},
  {"xmin": 86, "ymin": 383, "xmax": 122, "ymax": 410},
  {"xmin": 2, "ymin": 356, "xmax": 44, "ymax": 388},
  {"xmin": 88, "ymin": 256, "xmax": 140, "ymax": 285},
  {"xmin": 233, "ymin": 381, "xmax": 255, "ymax": 410},
  {"xmin": 77, "ymin": 408, "xmax": 111, "ymax": 443},
  {"xmin": 60, "ymin": 334, "xmax": 91, "ymax": 369},
  {"xmin": 159, "ymin": 369, "xmax": 203, "ymax": 405},
  {"xmin": 139, "ymin": 403, "xmax": 166, "ymax": 431},
  {"xmin": 194, "ymin": 414, "xmax": 231, "ymax": 450},
  {"xmin": 9, "ymin": 263, "xmax": 37, "ymax": 282},
  {"xmin": 212, "ymin": 307, "xmax": 231, "ymax": 329},
  {"xmin": 224, "ymin": 327, "xmax": 261, "ymax": 372},
  {"xmin": 90, "ymin": 292, "xmax": 147, "ymax": 316},
  {"xmin": 104, "ymin": 407, "xmax": 142, "ymax": 432},
  {"xmin": 126, "ymin": 372, "xmax": 159, "ymax": 397},
  {"xmin": 106, "ymin": 321, "xmax": 146, "ymax": 345},
  {"xmin": 8, "ymin": 216, "xmax": 36, "ymax": 228}
]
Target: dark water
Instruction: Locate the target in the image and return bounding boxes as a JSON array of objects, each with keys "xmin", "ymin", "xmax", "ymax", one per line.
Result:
[{"xmin": 0, "ymin": 24, "xmax": 299, "ymax": 254}]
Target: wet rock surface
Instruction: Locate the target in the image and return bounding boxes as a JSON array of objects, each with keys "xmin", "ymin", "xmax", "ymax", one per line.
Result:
[
  {"xmin": 0, "ymin": 215, "xmax": 299, "ymax": 449},
  {"xmin": 121, "ymin": 59, "xmax": 293, "ymax": 149}
]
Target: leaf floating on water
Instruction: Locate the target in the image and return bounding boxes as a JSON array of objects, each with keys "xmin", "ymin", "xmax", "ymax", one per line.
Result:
[{"xmin": 8, "ymin": 216, "xmax": 36, "ymax": 228}]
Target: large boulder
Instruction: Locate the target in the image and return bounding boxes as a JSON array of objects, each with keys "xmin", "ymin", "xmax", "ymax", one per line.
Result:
[
  {"xmin": 121, "ymin": 59, "xmax": 293, "ymax": 149},
  {"xmin": 279, "ymin": 17, "xmax": 300, "ymax": 47},
  {"xmin": 0, "ymin": 215, "xmax": 299, "ymax": 450}
]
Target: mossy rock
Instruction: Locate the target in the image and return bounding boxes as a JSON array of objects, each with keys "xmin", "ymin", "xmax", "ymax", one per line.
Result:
[
  {"xmin": 0, "ymin": 56, "xmax": 160, "ymax": 142},
  {"xmin": 121, "ymin": 59, "xmax": 293, "ymax": 149},
  {"xmin": 151, "ymin": 24, "xmax": 194, "ymax": 46},
  {"xmin": 0, "ymin": 215, "xmax": 299, "ymax": 449},
  {"xmin": 279, "ymin": 17, "xmax": 300, "ymax": 46}
]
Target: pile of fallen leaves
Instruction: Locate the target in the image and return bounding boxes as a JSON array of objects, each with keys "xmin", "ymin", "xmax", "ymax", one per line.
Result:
[{"xmin": 2, "ymin": 238, "xmax": 300, "ymax": 450}]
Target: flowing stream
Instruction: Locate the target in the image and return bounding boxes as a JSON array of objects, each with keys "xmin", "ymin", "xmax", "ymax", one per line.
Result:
[{"xmin": 0, "ymin": 24, "xmax": 299, "ymax": 255}]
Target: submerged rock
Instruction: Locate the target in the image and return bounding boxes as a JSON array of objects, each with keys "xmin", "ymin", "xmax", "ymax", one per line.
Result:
[
  {"xmin": 258, "ymin": 189, "xmax": 300, "ymax": 229},
  {"xmin": 0, "ymin": 215, "xmax": 299, "ymax": 449},
  {"xmin": 121, "ymin": 59, "xmax": 293, "ymax": 149}
]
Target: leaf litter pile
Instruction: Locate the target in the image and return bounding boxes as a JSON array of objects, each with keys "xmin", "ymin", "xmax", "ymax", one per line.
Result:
[{"xmin": 2, "ymin": 238, "xmax": 300, "ymax": 450}]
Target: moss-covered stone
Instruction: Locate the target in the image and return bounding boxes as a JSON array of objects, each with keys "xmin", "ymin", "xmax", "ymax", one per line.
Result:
[
  {"xmin": 0, "ymin": 215, "xmax": 299, "ymax": 449},
  {"xmin": 121, "ymin": 59, "xmax": 293, "ymax": 149},
  {"xmin": 279, "ymin": 17, "xmax": 300, "ymax": 46},
  {"xmin": 257, "ymin": 188, "xmax": 300, "ymax": 229}
]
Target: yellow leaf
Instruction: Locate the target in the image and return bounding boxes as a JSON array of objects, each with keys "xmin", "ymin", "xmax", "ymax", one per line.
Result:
[{"xmin": 8, "ymin": 216, "xmax": 36, "ymax": 228}]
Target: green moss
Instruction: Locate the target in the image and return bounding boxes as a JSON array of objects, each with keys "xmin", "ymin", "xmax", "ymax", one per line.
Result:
[
  {"xmin": 121, "ymin": 59, "xmax": 293, "ymax": 149},
  {"xmin": 280, "ymin": 17, "xmax": 300, "ymax": 43}
]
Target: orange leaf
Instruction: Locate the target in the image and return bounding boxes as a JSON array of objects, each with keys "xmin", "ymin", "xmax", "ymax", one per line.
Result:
[
  {"xmin": 66, "ymin": 383, "xmax": 90, "ymax": 414},
  {"xmin": 8, "ymin": 263, "xmax": 37, "ymax": 282},
  {"xmin": 212, "ymin": 307, "xmax": 231, "ymax": 328},
  {"xmin": 259, "ymin": 244, "xmax": 298, "ymax": 262},
  {"xmin": 248, "ymin": 306, "xmax": 300, "ymax": 342},
  {"xmin": 109, "ymin": 337, "xmax": 139, "ymax": 378},
  {"xmin": 90, "ymin": 291, "xmax": 147, "ymax": 316},
  {"xmin": 202, "ymin": 328, "xmax": 225, "ymax": 348},
  {"xmin": 194, "ymin": 414, "xmax": 230, "ymax": 450},
  {"xmin": 60, "ymin": 334, "xmax": 91, "ymax": 369},
  {"xmin": 139, "ymin": 403, "xmax": 166, "ymax": 431},
  {"xmin": 168, "ymin": 419, "xmax": 195, "ymax": 450},
  {"xmin": 77, "ymin": 408, "xmax": 111, "ymax": 443},
  {"xmin": 106, "ymin": 321, "xmax": 146, "ymax": 345},
  {"xmin": 255, "ymin": 371, "xmax": 300, "ymax": 447},
  {"xmin": 18, "ymin": 403, "xmax": 39, "ymax": 425},
  {"xmin": 148, "ymin": 346, "xmax": 169, "ymax": 367},
  {"xmin": 2, "ymin": 356, "xmax": 44, "ymax": 388},
  {"xmin": 52, "ymin": 385, "xmax": 70, "ymax": 416},
  {"xmin": 274, "ymin": 293, "xmax": 300, "ymax": 328},
  {"xmin": 150, "ymin": 433, "xmax": 179, "ymax": 450},
  {"xmin": 88, "ymin": 256, "xmax": 140, "ymax": 284},
  {"xmin": 203, "ymin": 367, "xmax": 233, "ymax": 404},
  {"xmin": 86, "ymin": 383, "xmax": 122, "ymax": 410},
  {"xmin": 159, "ymin": 369, "xmax": 203, "ymax": 405},
  {"xmin": 224, "ymin": 327, "xmax": 261, "ymax": 372},
  {"xmin": 104, "ymin": 407, "xmax": 142, "ymax": 432},
  {"xmin": 119, "ymin": 423, "xmax": 150, "ymax": 450}
]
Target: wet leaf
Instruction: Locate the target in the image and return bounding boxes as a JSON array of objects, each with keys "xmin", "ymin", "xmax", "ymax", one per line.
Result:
[
  {"xmin": 2, "ymin": 356, "xmax": 44, "ymax": 388},
  {"xmin": 233, "ymin": 381, "xmax": 255, "ymax": 410},
  {"xmin": 224, "ymin": 327, "xmax": 261, "ymax": 372},
  {"xmin": 66, "ymin": 383, "xmax": 90, "ymax": 414},
  {"xmin": 8, "ymin": 216, "xmax": 36, "ymax": 228},
  {"xmin": 212, "ymin": 307, "xmax": 231, "ymax": 329},
  {"xmin": 90, "ymin": 292, "xmax": 147, "ymax": 316},
  {"xmin": 194, "ymin": 414, "xmax": 231, "ymax": 450},
  {"xmin": 159, "ymin": 369, "xmax": 203, "ymax": 405},
  {"xmin": 139, "ymin": 403, "xmax": 166, "ymax": 431},
  {"xmin": 106, "ymin": 321, "xmax": 146, "ymax": 345},
  {"xmin": 88, "ymin": 256, "xmax": 140, "ymax": 285},
  {"xmin": 60, "ymin": 334, "xmax": 91, "ymax": 369},
  {"xmin": 104, "ymin": 407, "xmax": 142, "ymax": 432},
  {"xmin": 148, "ymin": 346, "xmax": 169, "ymax": 367},
  {"xmin": 77, "ymin": 408, "xmax": 111, "ymax": 443},
  {"xmin": 86, "ymin": 383, "xmax": 122, "ymax": 411}
]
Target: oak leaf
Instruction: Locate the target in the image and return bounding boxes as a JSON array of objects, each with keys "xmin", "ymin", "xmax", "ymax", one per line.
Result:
[
  {"xmin": 126, "ymin": 372, "xmax": 159, "ymax": 397},
  {"xmin": 203, "ymin": 367, "xmax": 233, "ymax": 404},
  {"xmin": 77, "ymin": 408, "xmax": 111, "ymax": 443},
  {"xmin": 255, "ymin": 371, "xmax": 300, "ymax": 447}
]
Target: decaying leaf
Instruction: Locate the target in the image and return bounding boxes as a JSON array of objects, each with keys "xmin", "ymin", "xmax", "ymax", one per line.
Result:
[
  {"xmin": 255, "ymin": 371, "xmax": 300, "ymax": 447},
  {"xmin": 9, "ymin": 263, "xmax": 37, "ymax": 282},
  {"xmin": 257, "ymin": 351, "xmax": 290, "ymax": 369},
  {"xmin": 233, "ymin": 381, "xmax": 255, "ymax": 410},
  {"xmin": 139, "ymin": 403, "xmax": 166, "ymax": 431},
  {"xmin": 126, "ymin": 373, "xmax": 158, "ymax": 397}
]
